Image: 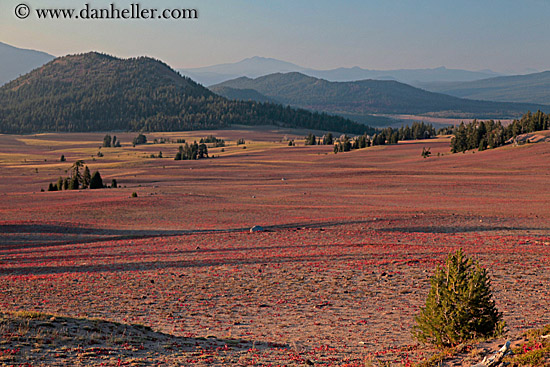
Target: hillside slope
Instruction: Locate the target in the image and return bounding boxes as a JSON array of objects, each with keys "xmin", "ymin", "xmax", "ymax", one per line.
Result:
[
  {"xmin": 0, "ymin": 53, "xmax": 373, "ymax": 134},
  {"xmin": 211, "ymin": 72, "xmax": 547, "ymax": 119},
  {"xmin": 418, "ymin": 71, "xmax": 550, "ymax": 105}
]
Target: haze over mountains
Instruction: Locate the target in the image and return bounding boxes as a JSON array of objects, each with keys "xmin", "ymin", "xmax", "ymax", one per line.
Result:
[
  {"xmin": 0, "ymin": 53, "xmax": 371, "ymax": 134},
  {"xmin": 178, "ymin": 56, "xmax": 502, "ymax": 87},
  {"xmin": 211, "ymin": 72, "xmax": 547, "ymax": 121},
  {"xmin": 418, "ymin": 71, "xmax": 550, "ymax": 105},
  {"xmin": 0, "ymin": 42, "xmax": 54, "ymax": 86}
]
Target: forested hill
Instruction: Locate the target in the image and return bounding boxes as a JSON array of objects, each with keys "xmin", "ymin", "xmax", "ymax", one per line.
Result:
[
  {"xmin": 211, "ymin": 72, "xmax": 548, "ymax": 118},
  {"xmin": 0, "ymin": 53, "xmax": 373, "ymax": 134}
]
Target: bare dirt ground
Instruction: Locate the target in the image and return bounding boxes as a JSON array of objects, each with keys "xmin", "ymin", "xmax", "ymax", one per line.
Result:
[{"xmin": 0, "ymin": 127, "xmax": 549, "ymax": 366}]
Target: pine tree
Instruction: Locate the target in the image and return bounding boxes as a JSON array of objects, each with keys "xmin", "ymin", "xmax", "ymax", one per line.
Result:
[
  {"xmin": 413, "ymin": 249, "xmax": 504, "ymax": 347},
  {"xmin": 305, "ymin": 133, "xmax": 317, "ymax": 145},
  {"xmin": 133, "ymin": 133, "xmax": 147, "ymax": 146},
  {"xmin": 71, "ymin": 160, "xmax": 84, "ymax": 184},
  {"xmin": 103, "ymin": 134, "xmax": 112, "ymax": 148},
  {"xmin": 69, "ymin": 176, "xmax": 79, "ymax": 190},
  {"xmin": 82, "ymin": 166, "xmax": 91, "ymax": 189},
  {"xmin": 198, "ymin": 143, "xmax": 208, "ymax": 159},
  {"xmin": 89, "ymin": 171, "xmax": 104, "ymax": 189},
  {"xmin": 323, "ymin": 133, "xmax": 334, "ymax": 145}
]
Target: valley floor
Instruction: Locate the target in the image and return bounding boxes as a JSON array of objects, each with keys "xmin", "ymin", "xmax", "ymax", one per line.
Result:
[{"xmin": 0, "ymin": 128, "xmax": 549, "ymax": 365}]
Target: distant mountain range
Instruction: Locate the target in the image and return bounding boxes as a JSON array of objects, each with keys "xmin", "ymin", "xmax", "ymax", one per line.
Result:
[
  {"xmin": 178, "ymin": 56, "xmax": 502, "ymax": 86},
  {"xmin": 0, "ymin": 42, "xmax": 54, "ymax": 86},
  {"xmin": 0, "ymin": 53, "xmax": 372, "ymax": 134},
  {"xmin": 211, "ymin": 72, "xmax": 548, "ymax": 120},
  {"xmin": 418, "ymin": 71, "xmax": 550, "ymax": 105}
]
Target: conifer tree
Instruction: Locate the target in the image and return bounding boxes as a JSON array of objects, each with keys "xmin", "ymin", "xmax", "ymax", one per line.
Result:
[
  {"xmin": 89, "ymin": 171, "xmax": 104, "ymax": 189},
  {"xmin": 71, "ymin": 160, "xmax": 84, "ymax": 184},
  {"xmin": 323, "ymin": 133, "xmax": 334, "ymax": 145},
  {"xmin": 69, "ymin": 176, "xmax": 79, "ymax": 190},
  {"xmin": 413, "ymin": 249, "xmax": 504, "ymax": 347},
  {"xmin": 305, "ymin": 133, "xmax": 317, "ymax": 145},
  {"xmin": 82, "ymin": 166, "xmax": 91, "ymax": 189},
  {"xmin": 103, "ymin": 134, "xmax": 112, "ymax": 148}
]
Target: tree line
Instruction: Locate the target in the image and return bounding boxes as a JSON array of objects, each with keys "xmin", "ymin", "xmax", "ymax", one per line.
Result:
[
  {"xmin": 302, "ymin": 122, "xmax": 437, "ymax": 153},
  {"xmin": 449, "ymin": 110, "xmax": 549, "ymax": 153}
]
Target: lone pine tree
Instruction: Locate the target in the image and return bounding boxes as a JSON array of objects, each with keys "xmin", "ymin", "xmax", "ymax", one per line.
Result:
[
  {"xmin": 89, "ymin": 171, "xmax": 104, "ymax": 189},
  {"xmin": 413, "ymin": 249, "xmax": 504, "ymax": 347}
]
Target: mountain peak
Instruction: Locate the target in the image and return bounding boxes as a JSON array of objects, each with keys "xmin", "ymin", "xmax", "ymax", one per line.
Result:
[{"xmin": 0, "ymin": 52, "xmax": 369, "ymax": 135}]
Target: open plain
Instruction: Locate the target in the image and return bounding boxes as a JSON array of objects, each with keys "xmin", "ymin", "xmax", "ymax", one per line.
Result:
[{"xmin": 1, "ymin": 127, "xmax": 549, "ymax": 366}]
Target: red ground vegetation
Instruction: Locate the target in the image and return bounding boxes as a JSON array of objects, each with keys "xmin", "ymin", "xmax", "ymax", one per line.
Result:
[{"xmin": 1, "ymin": 129, "xmax": 549, "ymax": 365}]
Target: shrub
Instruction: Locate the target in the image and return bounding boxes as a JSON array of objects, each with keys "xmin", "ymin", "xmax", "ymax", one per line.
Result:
[
  {"xmin": 421, "ymin": 147, "xmax": 431, "ymax": 158},
  {"xmin": 131, "ymin": 192, "xmax": 138, "ymax": 198},
  {"xmin": 413, "ymin": 249, "xmax": 504, "ymax": 347}
]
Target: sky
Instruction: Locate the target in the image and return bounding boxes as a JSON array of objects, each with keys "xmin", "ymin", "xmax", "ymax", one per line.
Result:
[{"xmin": 1, "ymin": 0, "xmax": 549, "ymax": 73}]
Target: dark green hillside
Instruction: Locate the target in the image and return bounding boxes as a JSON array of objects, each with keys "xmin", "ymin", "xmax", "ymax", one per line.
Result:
[
  {"xmin": 212, "ymin": 86, "xmax": 278, "ymax": 104},
  {"xmin": 212, "ymin": 72, "xmax": 547, "ymax": 118},
  {"xmin": 0, "ymin": 53, "xmax": 372, "ymax": 134}
]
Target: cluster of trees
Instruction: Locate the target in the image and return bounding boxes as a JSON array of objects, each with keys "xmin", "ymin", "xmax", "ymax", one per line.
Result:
[
  {"xmin": 331, "ymin": 127, "xmax": 399, "ymax": 153},
  {"xmin": 397, "ymin": 122, "xmax": 436, "ymax": 140},
  {"xmin": 334, "ymin": 134, "xmax": 370, "ymax": 152},
  {"xmin": 46, "ymin": 160, "xmax": 109, "ymax": 191},
  {"xmin": 450, "ymin": 110, "xmax": 550, "ymax": 153},
  {"xmin": 153, "ymin": 137, "xmax": 169, "ymax": 144},
  {"xmin": 304, "ymin": 133, "xmax": 335, "ymax": 146},
  {"xmin": 0, "ymin": 53, "xmax": 377, "ymax": 135},
  {"xmin": 199, "ymin": 135, "xmax": 225, "ymax": 147},
  {"xmin": 174, "ymin": 142, "xmax": 208, "ymax": 160},
  {"xmin": 102, "ymin": 134, "xmax": 121, "ymax": 148},
  {"xmin": 305, "ymin": 123, "xmax": 436, "ymax": 150},
  {"xmin": 322, "ymin": 123, "xmax": 436, "ymax": 154},
  {"xmin": 237, "ymin": 138, "xmax": 246, "ymax": 145},
  {"xmin": 133, "ymin": 133, "xmax": 147, "ymax": 146}
]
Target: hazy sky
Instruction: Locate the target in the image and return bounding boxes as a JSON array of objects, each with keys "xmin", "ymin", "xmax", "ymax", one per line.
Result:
[{"xmin": 1, "ymin": 0, "xmax": 549, "ymax": 73}]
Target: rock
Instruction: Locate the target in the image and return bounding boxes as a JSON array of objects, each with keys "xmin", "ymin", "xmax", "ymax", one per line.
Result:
[{"xmin": 250, "ymin": 225, "xmax": 264, "ymax": 233}]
